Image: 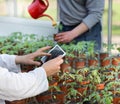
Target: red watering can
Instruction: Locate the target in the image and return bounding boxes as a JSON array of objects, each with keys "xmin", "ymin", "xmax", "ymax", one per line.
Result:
[{"xmin": 28, "ymin": 0, "xmax": 56, "ymax": 26}]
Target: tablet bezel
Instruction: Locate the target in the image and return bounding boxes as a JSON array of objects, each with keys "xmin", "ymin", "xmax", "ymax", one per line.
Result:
[{"xmin": 41, "ymin": 44, "xmax": 66, "ymax": 63}]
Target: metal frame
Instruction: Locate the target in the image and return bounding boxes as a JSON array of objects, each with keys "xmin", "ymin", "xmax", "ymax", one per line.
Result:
[
  {"xmin": 13, "ymin": 0, "xmax": 17, "ymax": 16},
  {"xmin": 108, "ymin": 0, "xmax": 112, "ymax": 53}
]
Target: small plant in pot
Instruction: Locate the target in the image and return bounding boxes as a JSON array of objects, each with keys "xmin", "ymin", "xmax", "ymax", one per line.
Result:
[
  {"xmin": 85, "ymin": 41, "xmax": 100, "ymax": 68},
  {"xmin": 82, "ymin": 69, "xmax": 104, "ymax": 104},
  {"xmin": 71, "ymin": 41, "xmax": 87, "ymax": 69},
  {"xmin": 86, "ymin": 64, "xmax": 117, "ymax": 104},
  {"xmin": 63, "ymin": 71, "xmax": 85, "ymax": 103},
  {"xmin": 36, "ymin": 74, "xmax": 64, "ymax": 104},
  {"xmin": 60, "ymin": 43, "xmax": 76, "ymax": 72}
]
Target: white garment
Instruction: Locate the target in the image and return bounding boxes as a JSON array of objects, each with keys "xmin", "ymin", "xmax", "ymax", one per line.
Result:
[{"xmin": 0, "ymin": 54, "xmax": 48, "ymax": 104}]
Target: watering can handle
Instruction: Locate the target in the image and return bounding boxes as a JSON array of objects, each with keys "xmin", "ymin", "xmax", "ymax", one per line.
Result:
[
  {"xmin": 44, "ymin": 0, "xmax": 49, "ymax": 8},
  {"xmin": 33, "ymin": 0, "xmax": 49, "ymax": 7}
]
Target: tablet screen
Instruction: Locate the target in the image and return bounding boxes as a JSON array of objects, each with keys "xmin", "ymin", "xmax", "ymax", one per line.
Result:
[{"xmin": 41, "ymin": 45, "xmax": 66, "ymax": 63}]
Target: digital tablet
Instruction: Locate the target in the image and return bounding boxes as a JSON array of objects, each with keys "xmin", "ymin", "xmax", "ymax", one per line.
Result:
[{"xmin": 41, "ymin": 45, "xmax": 66, "ymax": 63}]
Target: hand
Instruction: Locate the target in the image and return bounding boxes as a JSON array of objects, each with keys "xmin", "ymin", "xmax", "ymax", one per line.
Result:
[
  {"xmin": 54, "ymin": 22, "xmax": 89, "ymax": 43},
  {"xmin": 54, "ymin": 31, "xmax": 75, "ymax": 43},
  {"xmin": 42, "ymin": 55, "xmax": 63, "ymax": 76},
  {"xmin": 15, "ymin": 46, "xmax": 51, "ymax": 66}
]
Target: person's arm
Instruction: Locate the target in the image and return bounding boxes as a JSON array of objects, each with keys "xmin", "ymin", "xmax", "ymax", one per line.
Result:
[
  {"xmin": 0, "ymin": 56, "xmax": 63, "ymax": 101},
  {"xmin": 0, "ymin": 46, "xmax": 51, "ymax": 73},
  {"xmin": 72, "ymin": 0, "xmax": 105, "ymax": 36},
  {"xmin": 82, "ymin": 0, "xmax": 105, "ymax": 29},
  {"xmin": 0, "ymin": 66, "xmax": 48, "ymax": 101},
  {"xmin": 54, "ymin": 22, "xmax": 88, "ymax": 43},
  {"xmin": 0, "ymin": 54, "xmax": 21, "ymax": 73},
  {"xmin": 55, "ymin": 0, "xmax": 105, "ymax": 43},
  {"xmin": 70, "ymin": 0, "xmax": 105, "ymax": 38}
]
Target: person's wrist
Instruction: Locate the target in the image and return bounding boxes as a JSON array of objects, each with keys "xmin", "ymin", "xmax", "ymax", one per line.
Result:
[
  {"xmin": 70, "ymin": 30, "xmax": 78, "ymax": 39},
  {"xmin": 15, "ymin": 56, "xmax": 23, "ymax": 64}
]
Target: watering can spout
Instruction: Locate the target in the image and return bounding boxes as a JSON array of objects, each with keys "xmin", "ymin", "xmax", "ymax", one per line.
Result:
[
  {"xmin": 40, "ymin": 14, "xmax": 57, "ymax": 26},
  {"xmin": 28, "ymin": 0, "xmax": 57, "ymax": 26}
]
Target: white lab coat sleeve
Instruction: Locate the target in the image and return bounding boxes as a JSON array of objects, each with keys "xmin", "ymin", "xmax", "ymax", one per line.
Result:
[
  {"xmin": 0, "ymin": 66, "xmax": 49, "ymax": 101},
  {"xmin": 0, "ymin": 54, "xmax": 21, "ymax": 73}
]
